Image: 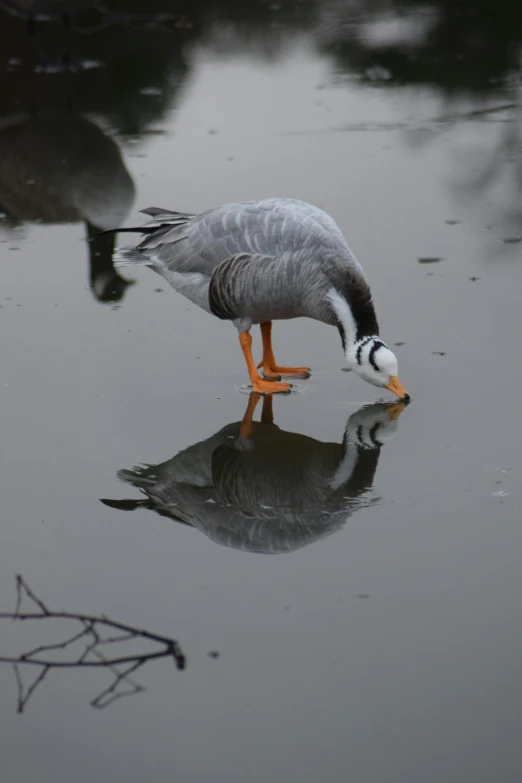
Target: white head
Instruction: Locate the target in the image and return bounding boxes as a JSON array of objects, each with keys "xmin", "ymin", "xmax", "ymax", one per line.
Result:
[
  {"xmin": 326, "ymin": 287, "xmax": 410, "ymax": 400},
  {"xmin": 346, "ymin": 337, "xmax": 410, "ymax": 400}
]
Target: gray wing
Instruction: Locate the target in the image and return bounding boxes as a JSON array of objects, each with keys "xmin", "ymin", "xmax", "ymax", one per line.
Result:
[
  {"xmin": 135, "ymin": 198, "xmax": 360, "ymax": 277},
  {"xmin": 208, "ymin": 251, "xmax": 338, "ymax": 325}
]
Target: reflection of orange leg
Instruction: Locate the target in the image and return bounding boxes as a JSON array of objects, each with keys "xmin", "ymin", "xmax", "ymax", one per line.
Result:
[
  {"xmin": 257, "ymin": 321, "xmax": 310, "ymax": 379},
  {"xmin": 240, "ymin": 393, "xmax": 262, "ymax": 438},
  {"xmin": 239, "ymin": 331, "xmax": 292, "ymax": 394},
  {"xmin": 261, "ymin": 394, "xmax": 274, "ymax": 425}
]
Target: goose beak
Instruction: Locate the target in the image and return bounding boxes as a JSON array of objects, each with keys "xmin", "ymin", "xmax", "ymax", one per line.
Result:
[{"xmin": 385, "ymin": 375, "xmax": 410, "ymax": 401}]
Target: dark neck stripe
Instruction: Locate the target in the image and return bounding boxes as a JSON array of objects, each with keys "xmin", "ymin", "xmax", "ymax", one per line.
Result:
[
  {"xmin": 343, "ymin": 280, "xmax": 379, "ymax": 341},
  {"xmin": 338, "ymin": 324, "xmax": 347, "ymax": 352},
  {"xmin": 328, "ymin": 264, "xmax": 380, "ymax": 343}
]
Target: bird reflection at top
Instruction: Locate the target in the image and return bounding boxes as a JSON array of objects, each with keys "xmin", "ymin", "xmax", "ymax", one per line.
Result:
[
  {"xmin": 102, "ymin": 396, "xmax": 408, "ymax": 554},
  {"xmin": 0, "ymin": 112, "xmax": 136, "ymax": 301},
  {"xmin": 0, "ymin": 1, "xmax": 188, "ymax": 303}
]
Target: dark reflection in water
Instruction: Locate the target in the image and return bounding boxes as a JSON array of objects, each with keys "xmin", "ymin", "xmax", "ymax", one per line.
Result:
[
  {"xmin": 102, "ymin": 396, "xmax": 407, "ymax": 554},
  {"xmin": 1, "ymin": 0, "xmax": 520, "ymax": 311},
  {"xmin": 315, "ymin": 0, "xmax": 522, "ymax": 230},
  {"xmin": 317, "ymin": 0, "xmax": 522, "ymax": 94},
  {"xmin": 0, "ymin": 111, "xmax": 135, "ymax": 301}
]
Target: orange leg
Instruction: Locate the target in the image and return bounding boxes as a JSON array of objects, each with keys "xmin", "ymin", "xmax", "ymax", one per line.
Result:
[
  {"xmin": 239, "ymin": 331, "xmax": 292, "ymax": 394},
  {"xmin": 257, "ymin": 321, "xmax": 310, "ymax": 379}
]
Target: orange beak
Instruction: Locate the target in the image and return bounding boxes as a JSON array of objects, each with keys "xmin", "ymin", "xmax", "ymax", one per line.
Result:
[{"xmin": 385, "ymin": 375, "xmax": 410, "ymax": 400}]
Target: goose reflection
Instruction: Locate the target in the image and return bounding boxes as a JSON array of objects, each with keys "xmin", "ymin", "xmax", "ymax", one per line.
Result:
[
  {"xmin": 0, "ymin": 112, "xmax": 135, "ymax": 302},
  {"xmin": 102, "ymin": 396, "xmax": 407, "ymax": 554}
]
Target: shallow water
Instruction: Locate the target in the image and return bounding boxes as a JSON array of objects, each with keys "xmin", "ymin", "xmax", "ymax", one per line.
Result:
[{"xmin": 1, "ymin": 2, "xmax": 521, "ymax": 782}]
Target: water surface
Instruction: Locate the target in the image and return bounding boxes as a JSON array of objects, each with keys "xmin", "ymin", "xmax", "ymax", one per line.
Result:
[{"xmin": 1, "ymin": 3, "xmax": 521, "ymax": 782}]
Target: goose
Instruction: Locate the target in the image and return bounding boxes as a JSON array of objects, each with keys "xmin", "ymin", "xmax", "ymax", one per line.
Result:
[
  {"xmin": 101, "ymin": 396, "xmax": 407, "ymax": 555},
  {"xmin": 110, "ymin": 198, "xmax": 409, "ymax": 398}
]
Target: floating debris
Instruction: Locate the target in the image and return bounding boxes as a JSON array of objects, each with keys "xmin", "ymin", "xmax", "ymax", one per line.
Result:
[
  {"xmin": 501, "ymin": 237, "xmax": 522, "ymax": 244},
  {"xmin": 432, "ymin": 351, "xmax": 446, "ymax": 356},
  {"xmin": 445, "ymin": 220, "xmax": 461, "ymax": 225},
  {"xmin": 418, "ymin": 257, "xmax": 444, "ymax": 264}
]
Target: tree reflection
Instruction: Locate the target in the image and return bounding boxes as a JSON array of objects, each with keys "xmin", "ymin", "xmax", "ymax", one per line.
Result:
[
  {"xmin": 1, "ymin": 0, "xmax": 520, "ymax": 292},
  {"xmin": 315, "ymin": 0, "xmax": 522, "ymax": 234},
  {"xmin": 316, "ymin": 0, "xmax": 521, "ymax": 94}
]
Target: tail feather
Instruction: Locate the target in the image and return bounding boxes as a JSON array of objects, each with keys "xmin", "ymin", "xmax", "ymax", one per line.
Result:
[
  {"xmin": 97, "ymin": 226, "xmax": 150, "ymax": 238},
  {"xmin": 98, "ymin": 206, "xmax": 196, "ymax": 240},
  {"xmin": 99, "ymin": 206, "xmax": 197, "ymax": 265},
  {"xmin": 100, "ymin": 497, "xmax": 149, "ymax": 511},
  {"xmin": 113, "ymin": 246, "xmax": 155, "ymax": 267},
  {"xmin": 140, "ymin": 206, "xmax": 182, "ymax": 217},
  {"xmin": 117, "ymin": 465, "xmax": 158, "ymax": 487}
]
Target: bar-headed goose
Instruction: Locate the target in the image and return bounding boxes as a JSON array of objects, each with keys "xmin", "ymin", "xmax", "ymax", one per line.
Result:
[{"xmin": 110, "ymin": 198, "xmax": 409, "ymax": 399}]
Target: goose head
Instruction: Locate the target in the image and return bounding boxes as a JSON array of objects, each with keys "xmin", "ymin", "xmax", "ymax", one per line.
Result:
[{"xmin": 346, "ymin": 337, "xmax": 410, "ymax": 400}]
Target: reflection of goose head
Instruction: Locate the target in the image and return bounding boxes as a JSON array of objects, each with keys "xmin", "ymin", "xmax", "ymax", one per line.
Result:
[
  {"xmin": 0, "ymin": 112, "xmax": 135, "ymax": 301},
  {"xmin": 85, "ymin": 221, "xmax": 135, "ymax": 303},
  {"xmin": 102, "ymin": 396, "xmax": 408, "ymax": 554}
]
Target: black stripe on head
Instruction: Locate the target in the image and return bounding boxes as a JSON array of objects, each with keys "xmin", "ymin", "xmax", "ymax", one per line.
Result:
[
  {"xmin": 369, "ymin": 422, "xmax": 382, "ymax": 446},
  {"xmin": 368, "ymin": 340, "xmax": 385, "ymax": 371},
  {"xmin": 356, "ymin": 336, "xmax": 373, "ymax": 365}
]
